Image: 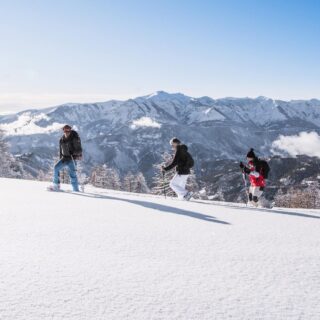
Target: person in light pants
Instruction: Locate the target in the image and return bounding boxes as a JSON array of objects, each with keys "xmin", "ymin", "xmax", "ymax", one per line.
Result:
[
  {"xmin": 162, "ymin": 137, "xmax": 194, "ymax": 201},
  {"xmin": 170, "ymin": 173, "xmax": 190, "ymax": 200}
]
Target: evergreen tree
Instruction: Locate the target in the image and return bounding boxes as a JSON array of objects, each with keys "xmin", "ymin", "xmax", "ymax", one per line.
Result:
[
  {"xmin": 90, "ymin": 164, "xmax": 121, "ymax": 190},
  {"xmin": 152, "ymin": 152, "xmax": 176, "ymax": 197},
  {"xmin": 123, "ymin": 172, "xmax": 136, "ymax": 192},
  {"xmin": 186, "ymin": 169, "xmax": 200, "ymax": 198},
  {"xmin": 134, "ymin": 172, "xmax": 149, "ymax": 193},
  {"xmin": 123, "ymin": 172, "xmax": 149, "ymax": 194},
  {"xmin": 37, "ymin": 170, "xmax": 48, "ymax": 181},
  {"xmin": 0, "ymin": 130, "xmax": 26, "ymax": 178}
]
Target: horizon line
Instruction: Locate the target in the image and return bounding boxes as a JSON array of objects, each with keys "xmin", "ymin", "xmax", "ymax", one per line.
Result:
[{"xmin": 1, "ymin": 90, "xmax": 320, "ymax": 115}]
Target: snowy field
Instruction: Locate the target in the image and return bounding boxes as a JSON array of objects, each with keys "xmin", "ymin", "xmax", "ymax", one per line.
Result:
[{"xmin": 0, "ymin": 178, "xmax": 319, "ymax": 320}]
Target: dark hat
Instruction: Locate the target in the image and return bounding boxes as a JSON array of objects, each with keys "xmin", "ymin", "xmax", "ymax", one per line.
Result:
[
  {"xmin": 62, "ymin": 124, "xmax": 72, "ymax": 130},
  {"xmin": 246, "ymin": 148, "xmax": 256, "ymax": 158},
  {"xmin": 169, "ymin": 137, "xmax": 181, "ymax": 145}
]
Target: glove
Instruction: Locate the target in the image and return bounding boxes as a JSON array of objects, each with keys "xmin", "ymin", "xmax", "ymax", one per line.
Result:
[{"xmin": 239, "ymin": 162, "xmax": 244, "ymax": 169}]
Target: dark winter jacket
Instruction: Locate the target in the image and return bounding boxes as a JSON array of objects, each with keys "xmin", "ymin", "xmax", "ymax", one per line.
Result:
[
  {"xmin": 59, "ymin": 130, "xmax": 82, "ymax": 161},
  {"xmin": 163, "ymin": 144, "xmax": 191, "ymax": 175}
]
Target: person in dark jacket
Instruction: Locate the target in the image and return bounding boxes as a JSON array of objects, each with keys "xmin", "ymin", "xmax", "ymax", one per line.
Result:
[
  {"xmin": 48, "ymin": 125, "xmax": 82, "ymax": 192},
  {"xmin": 162, "ymin": 137, "xmax": 193, "ymax": 200}
]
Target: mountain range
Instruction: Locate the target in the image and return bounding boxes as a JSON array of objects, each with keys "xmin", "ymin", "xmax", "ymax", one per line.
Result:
[{"xmin": 0, "ymin": 91, "xmax": 320, "ymax": 186}]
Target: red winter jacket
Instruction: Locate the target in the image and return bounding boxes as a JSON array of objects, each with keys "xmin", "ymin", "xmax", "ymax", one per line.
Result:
[{"xmin": 247, "ymin": 160, "xmax": 266, "ymax": 188}]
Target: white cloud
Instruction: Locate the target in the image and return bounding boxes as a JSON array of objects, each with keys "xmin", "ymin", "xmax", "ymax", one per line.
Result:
[
  {"xmin": 272, "ymin": 131, "xmax": 320, "ymax": 158},
  {"xmin": 130, "ymin": 117, "xmax": 161, "ymax": 129}
]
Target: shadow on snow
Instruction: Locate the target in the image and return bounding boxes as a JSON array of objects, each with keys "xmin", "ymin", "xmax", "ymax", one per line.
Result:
[
  {"xmin": 66, "ymin": 191, "xmax": 231, "ymax": 225},
  {"xmin": 194, "ymin": 200, "xmax": 320, "ymax": 220}
]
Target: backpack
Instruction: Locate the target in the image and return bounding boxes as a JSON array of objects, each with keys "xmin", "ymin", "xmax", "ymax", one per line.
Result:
[
  {"xmin": 185, "ymin": 152, "xmax": 195, "ymax": 169},
  {"xmin": 71, "ymin": 131, "xmax": 83, "ymax": 159},
  {"xmin": 257, "ymin": 159, "xmax": 270, "ymax": 179}
]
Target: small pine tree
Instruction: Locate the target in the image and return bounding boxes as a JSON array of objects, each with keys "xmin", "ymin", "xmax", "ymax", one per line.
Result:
[
  {"xmin": 123, "ymin": 172, "xmax": 136, "ymax": 192},
  {"xmin": 90, "ymin": 164, "xmax": 121, "ymax": 190},
  {"xmin": 37, "ymin": 170, "xmax": 49, "ymax": 181},
  {"xmin": 152, "ymin": 152, "xmax": 176, "ymax": 197},
  {"xmin": 123, "ymin": 172, "xmax": 149, "ymax": 194},
  {"xmin": 0, "ymin": 130, "xmax": 26, "ymax": 179},
  {"xmin": 108, "ymin": 167, "xmax": 121, "ymax": 190},
  {"xmin": 134, "ymin": 172, "xmax": 149, "ymax": 193},
  {"xmin": 186, "ymin": 169, "xmax": 200, "ymax": 198}
]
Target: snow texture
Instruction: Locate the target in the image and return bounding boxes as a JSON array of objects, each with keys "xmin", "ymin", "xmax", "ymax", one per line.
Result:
[{"xmin": 0, "ymin": 178, "xmax": 319, "ymax": 320}]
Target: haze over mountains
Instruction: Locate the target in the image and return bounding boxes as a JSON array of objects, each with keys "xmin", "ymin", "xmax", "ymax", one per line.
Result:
[{"xmin": 0, "ymin": 91, "xmax": 319, "ymax": 184}]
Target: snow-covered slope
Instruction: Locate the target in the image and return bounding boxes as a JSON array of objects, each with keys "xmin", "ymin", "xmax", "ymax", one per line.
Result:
[
  {"xmin": 0, "ymin": 91, "xmax": 320, "ymax": 178},
  {"xmin": 1, "ymin": 178, "xmax": 319, "ymax": 320}
]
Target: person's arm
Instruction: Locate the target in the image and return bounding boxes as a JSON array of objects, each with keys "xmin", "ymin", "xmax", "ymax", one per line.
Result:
[
  {"xmin": 163, "ymin": 148, "xmax": 180, "ymax": 171},
  {"xmin": 239, "ymin": 162, "xmax": 251, "ymax": 174}
]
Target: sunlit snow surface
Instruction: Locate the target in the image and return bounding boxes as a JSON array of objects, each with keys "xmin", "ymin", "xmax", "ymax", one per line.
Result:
[{"xmin": 0, "ymin": 178, "xmax": 319, "ymax": 320}]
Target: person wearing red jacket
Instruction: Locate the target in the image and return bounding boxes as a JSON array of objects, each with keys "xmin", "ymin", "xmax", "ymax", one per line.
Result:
[{"xmin": 240, "ymin": 148, "xmax": 267, "ymax": 206}]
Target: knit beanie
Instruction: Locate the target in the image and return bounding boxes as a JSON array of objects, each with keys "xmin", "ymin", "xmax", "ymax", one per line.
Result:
[{"xmin": 246, "ymin": 148, "xmax": 256, "ymax": 158}]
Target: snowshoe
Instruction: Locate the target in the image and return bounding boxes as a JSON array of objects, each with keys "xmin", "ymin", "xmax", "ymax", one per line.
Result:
[
  {"xmin": 184, "ymin": 191, "xmax": 193, "ymax": 201},
  {"xmin": 47, "ymin": 184, "xmax": 61, "ymax": 192},
  {"xmin": 258, "ymin": 197, "xmax": 274, "ymax": 209}
]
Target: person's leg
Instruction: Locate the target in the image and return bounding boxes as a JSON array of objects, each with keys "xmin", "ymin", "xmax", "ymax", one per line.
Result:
[
  {"xmin": 251, "ymin": 186, "xmax": 263, "ymax": 206},
  {"xmin": 67, "ymin": 160, "xmax": 80, "ymax": 191},
  {"xmin": 248, "ymin": 186, "xmax": 253, "ymax": 204},
  {"xmin": 178, "ymin": 174, "xmax": 190, "ymax": 199},
  {"xmin": 170, "ymin": 174, "xmax": 188, "ymax": 199},
  {"xmin": 53, "ymin": 159, "xmax": 66, "ymax": 185}
]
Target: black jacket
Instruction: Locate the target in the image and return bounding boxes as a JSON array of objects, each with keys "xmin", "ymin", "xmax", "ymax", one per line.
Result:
[
  {"xmin": 164, "ymin": 144, "xmax": 191, "ymax": 175},
  {"xmin": 243, "ymin": 157, "xmax": 265, "ymax": 175},
  {"xmin": 59, "ymin": 130, "xmax": 82, "ymax": 161}
]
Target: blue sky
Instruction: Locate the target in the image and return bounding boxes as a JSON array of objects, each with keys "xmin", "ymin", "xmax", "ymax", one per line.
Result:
[{"xmin": 0, "ymin": 0, "xmax": 319, "ymax": 111}]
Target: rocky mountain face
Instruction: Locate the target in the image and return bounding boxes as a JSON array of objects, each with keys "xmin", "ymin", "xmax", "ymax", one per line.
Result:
[{"xmin": 0, "ymin": 91, "xmax": 320, "ymax": 200}]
